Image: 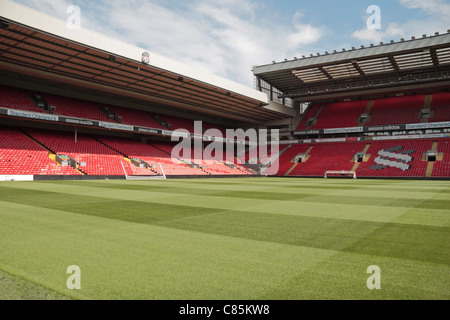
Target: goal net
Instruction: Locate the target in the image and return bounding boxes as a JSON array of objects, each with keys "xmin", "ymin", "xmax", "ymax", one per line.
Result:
[
  {"xmin": 324, "ymin": 170, "xmax": 356, "ymax": 179},
  {"xmin": 122, "ymin": 161, "xmax": 166, "ymax": 180}
]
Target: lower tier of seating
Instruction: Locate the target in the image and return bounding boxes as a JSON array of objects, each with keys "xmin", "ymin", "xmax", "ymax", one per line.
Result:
[
  {"xmin": 1, "ymin": 126, "xmax": 449, "ymax": 178},
  {"xmin": 280, "ymin": 138, "xmax": 449, "ymax": 178},
  {"xmin": 432, "ymin": 139, "xmax": 450, "ymax": 177},
  {"xmin": 288, "ymin": 142, "xmax": 366, "ymax": 176},
  {"xmin": 0, "ymin": 127, "xmax": 80, "ymax": 176},
  {"xmin": 356, "ymin": 140, "xmax": 431, "ymax": 177}
]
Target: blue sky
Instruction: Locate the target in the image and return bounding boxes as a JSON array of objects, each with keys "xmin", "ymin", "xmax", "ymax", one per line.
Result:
[{"xmin": 12, "ymin": 0, "xmax": 450, "ymax": 87}]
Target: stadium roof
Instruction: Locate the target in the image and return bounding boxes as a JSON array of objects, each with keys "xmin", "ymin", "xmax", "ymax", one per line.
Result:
[
  {"xmin": 253, "ymin": 31, "xmax": 450, "ymax": 102},
  {"xmin": 0, "ymin": 0, "xmax": 292, "ymax": 124}
]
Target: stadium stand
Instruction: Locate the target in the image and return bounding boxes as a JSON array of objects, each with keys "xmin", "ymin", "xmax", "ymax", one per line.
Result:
[
  {"xmin": 432, "ymin": 139, "xmax": 450, "ymax": 177},
  {"xmin": 0, "ymin": 127, "xmax": 80, "ymax": 175},
  {"xmin": 294, "ymin": 92, "xmax": 450, "ymax": 132},
  {"xmin": 158, "ymin": 114, "xmax": 195, "ymax": 133},
  {"xmin": 357, "ymin": 139, "xmax": 432, "ymax": 178},
  {"xmin": 104, "ymin": 105, "xmax": 167, "ymax": 129},
  {"xmin": 1, "ymin": 84, "xmax": 449, "ymax": 179},
  {"xmin": 296, "ymin": 103, "xmax": 323, "ymax": 130},
  {"xmin": 273, "ymin": 138, "xmax": 450, "ymax": 178},
  {"xmin": 429, "ymin": 92, "xmax": 450, "ymax": 122},
  {"xmin": 0, "ymin": 84, "xmax": 232, "ymax": 137},
  {"xmin": 0, "ymin": 85, "xmax": 44, "ymax": 113},
  {"xmin": 1, "ymin": 4, "xmax": 449, "ymax": 181},
  {"xmin": 276, "ymin": 144, "xmax": 313, "ymax": 176},
  {"xmin": 310, "ymin": 100, "xmax": 368, "ymax": 129},
  {"xmin": 95, "ymin": 136, "xmax": 209, "ymax": 176},
  {"xmin": 364, "ymin": 95, "xmax": 426, "ymax": 126},
  {"xmin": 430, "ymin": 92, "xmax": 450, "ymax": 108},
  {"xmin": 166, "ymin": 141, "xmax": 250, "ymax": 175},
  {"xmin": 202, "ymin": 122, "xmax": 227, "ymax": 135},
  {"xmin": 24, "ymin": 129, "xmax": 134, "ymax": 176},
  {"xmin": 288, "ymin": 141, "xmax": 366, "ymax": 176},
  {"xmin": 39, "ymin": 93, "xmax": 116, "ymax": 122}
]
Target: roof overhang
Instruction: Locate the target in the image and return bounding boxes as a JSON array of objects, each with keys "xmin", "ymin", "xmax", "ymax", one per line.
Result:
[
  {"xmin": 0, "ymin": 0, "xmax": 293, "ymax": 123},
  {"xmin": 253, "ymin": 32, "xmax": 450, "ymax": 102}
]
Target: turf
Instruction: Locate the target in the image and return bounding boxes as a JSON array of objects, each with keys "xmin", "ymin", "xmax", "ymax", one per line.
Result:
[{"xmin": 0, "ymin": 177, "xmax": 448, "ymax": 300}]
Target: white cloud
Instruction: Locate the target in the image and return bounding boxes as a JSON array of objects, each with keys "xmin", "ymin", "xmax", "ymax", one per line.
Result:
[
  {"xmin": 351, "ymin": 0, "xmax": 450, "ymax": 44},
  {"xmin": 287, "ymin": 11, "xmax": 323, "ymax": 47},
  {"xmin": 183, "ymin": 2, "xmax": 324, "ymax": 85},
  {"xmin": 352, "ymin": 23, "xmax": 405, "ymax": 43},
  {"xmin": 13, "ymin": 0, "xmax": 71, "ymax": 19},
  {"xmin": 13, "ymin": 0, "xmax": 324, "ymax": 87},
  {"xmin": 399, "ymin": 0, "xmax": 450, "ymax": 15}
]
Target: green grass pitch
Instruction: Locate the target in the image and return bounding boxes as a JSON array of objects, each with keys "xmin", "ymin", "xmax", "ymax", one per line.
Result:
[{"xmin": 0, "ymin": 177, "xmax": 449, "ymax": 300}]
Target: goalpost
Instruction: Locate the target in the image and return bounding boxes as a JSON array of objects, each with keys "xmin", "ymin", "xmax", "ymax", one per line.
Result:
[
  {"xmin": 121, "ymin": 161, "xmax": 166, "ymax": 180},
  {"xmin": 324, "ymin": 170, "xmax": 356, "ymax": 179}
]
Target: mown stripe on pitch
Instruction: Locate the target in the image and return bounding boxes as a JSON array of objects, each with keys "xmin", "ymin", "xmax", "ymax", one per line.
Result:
[
  {"xmin": 48, "ymin": 179, "xmax": 450, "ymax": 194},
  {"xmin": 0, "ymin": 185, "xmax": 448, "ymax": 265},
  {"xmin": 0, "ymin": 186, "xmax": 222, "ymax": 222},
  {"xmin": 28, "ymin": 183, "xmax": 450, "ymax": 209},
  {"xmin": 154, "ymin": 211, "xmax": 449, "ymax": 265}
]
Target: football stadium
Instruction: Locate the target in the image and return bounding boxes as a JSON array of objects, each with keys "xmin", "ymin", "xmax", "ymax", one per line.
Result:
[{"xmin": 0, "ymin": 0, "xmax": 449, "ymax": 305}]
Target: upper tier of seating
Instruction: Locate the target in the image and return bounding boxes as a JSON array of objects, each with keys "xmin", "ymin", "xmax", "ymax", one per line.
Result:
[
  {"xmin": 430, "ymin": 92, "xmax": 450, "ymax": 122},
  {"xmin": 0, "ymin": 85, "xmax": 225, "ymax": 133},
  {"xmin": 3, "ymin": 84, "xmax": 448, "ymax": 135},
  {"xmin": 158, "ymin": 114, "xmax": 195, "ymax": 132},
  {"xmin": 0, "ymin": 86, "xmax": 44, "ymax": 113},
  {"xmin": 297, "ymin": 92, "xmax": 449, "ymax": 130},
  {"xmin": 40, "ymin": 93, "xmax": 116, "ymax": 123},
  {"xmin": 104, "ymin": 105, "xmax": 166, "ymax": 129},
  {"xmin": 310, "ymin": 100, "xmax": 368, "ymax": 129},
  {"xmin": 430, "ymin": 92, "xmax": 450, "ymax": 107},
  {"xmin": 296, "ymin": 104, "xmax": 322, "ymax": 130},
  {"xmin": 364, "ymin": 95, "xmax": 425, "ymax": 126}
]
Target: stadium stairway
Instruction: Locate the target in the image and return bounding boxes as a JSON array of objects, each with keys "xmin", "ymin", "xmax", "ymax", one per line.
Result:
[
  {"xmin": 425, "ymin": 141, "xmax": 439, "ymax": 177},
  {"xmin": 91, "ymin": 135, "xmax": 127, "ymax": 157},
  {"xmin": 19, "ymin": 129, "xmax": 57, "ymax": 155},
  {"xmin": 144, "ymin": 142, "xmax": 210, "ymax": 175},
  {"xmin": 359, "ymin": 100, "xmax": 374, "ymax": 126},
  {"xmin": 256, "ymin": 144, "xmax": 290, "ymax": 175},
  {"xmin": 284, "ymin": 145, "xmax": 314, "ymax": 176},
  {"xmin": 93, "ymin": 136, "xmax": 159, "ymax": 175},
  {"xmin": 0, "ymin": 85, "xmax": 45, "ymax": 113},
  {"xmin": 421, "ymin": 95, "xmax": 433, "ymax": 123},
  {"xmin": 295, "ymin": 104, "xmax": 324, "ymax": 130},
  {"xmin": 308, "ymin": 104, "xmax": 326, "ymax": 129},
  {"xmin": 295, "ymin": 104, "xmax": 314, "ymax": 130},
  {"xmin": 22, "ymin": 129, "xmax": 87, "ymax": 175},
  {"xmin": 19, "ymin": 129, "xmax": 85, "ymax": 174},
  {"xmin": 99, "ymin": 105, "xmax": 119, "ymax": 123},
  {"xmin": 1, "ymin": 128, "xmax": 81, "ymax": 176},
  {"xmin": 27, "ymin": 91, "xmax": 54, "ymax": 114},
  {"xmin": 351, "ymin": 143, "xmax": 371, "ymax": 172}
]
